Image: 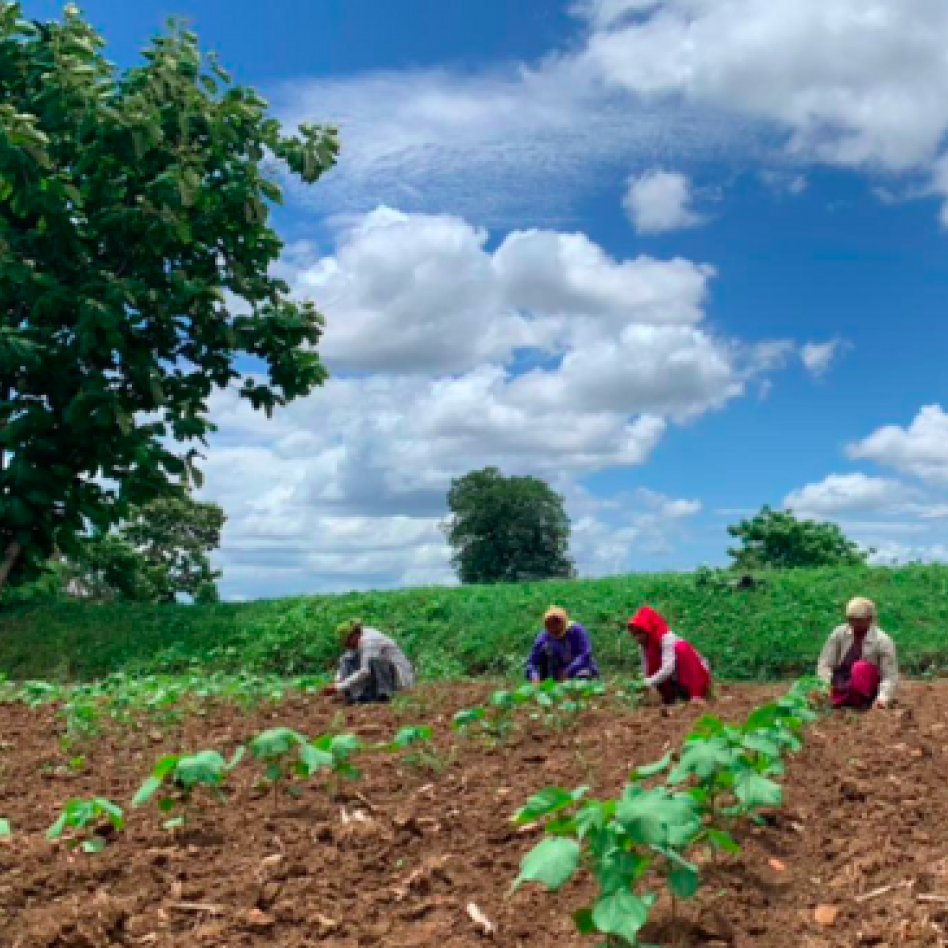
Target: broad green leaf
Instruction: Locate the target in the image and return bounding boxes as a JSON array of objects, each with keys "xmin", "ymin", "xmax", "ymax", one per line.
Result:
[
  {"xmin": 298, "ymin": 743, "xmax": 334, "ymax": 775},
  {"xmin": 632, "ymin": 750, "xmax": 673, "ymax": 780},
  {"xmin": 574, "ymin": 799, "xmax": 615, "ymax": 840},
  {"xmin": 513, "ymin": 838, "xmax": 581, "ymax": 892},
  {"xmin": 669, "ymin": 739, "xmax": 737, "ymax": 784},
  {"xmin": 152, "ymin": 755, "xmax": 180, "ymax": 780},
  {"xmin": 514, "ymin": 786, "xmax": 587, "ymax": 825},
  {"xmin": 391, "ymin": 725, "xmax": 432, "ymax": 749},
  {"xmin": 734, "ymin": 771, "xmax": 782, "ymax": 809},
  {"xmin": 175, "ymin": 750, "xmax": 226, "ymax": 788},
  {"xmin": 594, "ymin": 847, "xmax": 650, "ymax": 896},
  {"xmin": 741, "ymin": 734, "xmax": 781, "ymax": 760},
  {"xmin": 251, "ymin": 727, "xmax": 304, "ymax": 760},
  {"xmin": 667, "ymin": 862, "xmax": 701, "ymax": 899},
  {"xmin": 330, "ymin": 734, "xmax": 361, "ymax": 758},
  {"xmin": 592, "ymin": 889, "xmax": 651, "ymax": 943},
  {"xmin": 616, "ymin": 787, "xmax": 700, "ymax": 847}
]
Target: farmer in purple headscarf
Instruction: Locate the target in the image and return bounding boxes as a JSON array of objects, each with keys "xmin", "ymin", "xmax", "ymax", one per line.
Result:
[{"xmin": 525, "ymin": 606, "xmax": 599, "ymax": 683}]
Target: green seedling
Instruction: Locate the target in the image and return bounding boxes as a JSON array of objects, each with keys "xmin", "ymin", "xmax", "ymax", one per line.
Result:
[
  {"xmin": 47, "ymin": 797, "xmax": 124, "ymax": 853},
  {"xmin": 250, "ymin": 727, "xmax": 327, "ymax": 807},
  {"xmin": 0, "ymin": 818, "xmax": 10, "ymax": 837},
  {"xmin": 535, "ymin": 679, "xmax": 606, "ymax": 730},
  {"xmin": 312, "ymin": 732, "xmax": 362, "ymax": 782},
  {"xmin": 60, "ymin": 698, "xmax": 101, "ymax": 752},
  {"xmin": 389, "ymin": 725, "xmax": 432, "ymax": 750},
  {"xmin": 613, "ymin": 677, "xmax": 648, "ymax": 709},
  {"xmin": 453, "ymin": 706, "xmax": 486, "ymax": 730},
  {"xmin": 133, "ymin": 748, "xmax": 243, "ymax": 829},
  {"xmin": 387, "ymin": 725, "xmax": 449, "ymax": 773},
  {"xmin": 250, "ymin": 728, "xmax": 362, "ymax": 808},
  {"xmin": 513, "ymin": 780, "xmax": 702, "ymax": 946},
  {"xmin": 512, "ymin": 678, "xmax": 822, "ymax": 944}
]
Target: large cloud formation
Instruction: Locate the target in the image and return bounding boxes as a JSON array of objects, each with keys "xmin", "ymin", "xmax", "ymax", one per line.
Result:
[{"xmin": 204, "ymin": 207, "xmax": 789, "ymax": 597}]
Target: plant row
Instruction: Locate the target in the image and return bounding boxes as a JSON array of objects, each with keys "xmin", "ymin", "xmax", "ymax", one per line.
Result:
[
  {"xmin": 0, "ymin": 677, "xmax": 621, "ymax": 852},
  {"xmin": 511, "ymin": 676, "xmax": 822, "ymax": 946},
  {"xmin": 2, "ymin": 723, "xmax": 433, "ymax": 852}
]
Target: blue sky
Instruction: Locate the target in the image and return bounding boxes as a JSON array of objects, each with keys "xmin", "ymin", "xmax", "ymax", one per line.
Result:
[{"xmin": 39, "ymin": 0, "xmax": 948, "ymax": 597}]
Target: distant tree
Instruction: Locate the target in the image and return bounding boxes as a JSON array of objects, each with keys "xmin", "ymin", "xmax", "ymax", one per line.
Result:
[
  {"xmin": 0, "ymin": 5, "xmax": 338, "ymax": 596},
  {"xmin": 64, "ymin": 492, "xmax": 225, "ymax": 602},
  {"xmin": 727, "ymin": 506, "xmax": 868, "ymax": 570},
  {"xmin": 444, "ymin": 467, "xmax": 574, "ymax": 584},
  {"xmin": 121, "ymin": 493, "xmax": 225, "ymax": 602}
]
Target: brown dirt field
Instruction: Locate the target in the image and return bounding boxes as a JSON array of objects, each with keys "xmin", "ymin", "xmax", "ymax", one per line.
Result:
[{"xmin": 0, "ymin": 681, "xmax": 947, "ymax": 947}]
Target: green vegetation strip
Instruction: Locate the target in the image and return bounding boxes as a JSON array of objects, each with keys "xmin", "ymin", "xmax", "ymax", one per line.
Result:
[{"xmin": 2, "ymin": 565, "xmax": 948, "ymax": 682}]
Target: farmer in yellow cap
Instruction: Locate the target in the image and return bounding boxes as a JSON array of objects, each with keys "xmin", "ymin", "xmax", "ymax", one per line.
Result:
[
  {"xmin": 322, "ymin": 619, "xmax": 415, "ymax": 704},
  {"xmin": 525, "ymin": 606, "xmax": 599, "ymax": 683},
  {"xmin": 817, "ymin": 597, "xmax": 899, "ymax": 710}
]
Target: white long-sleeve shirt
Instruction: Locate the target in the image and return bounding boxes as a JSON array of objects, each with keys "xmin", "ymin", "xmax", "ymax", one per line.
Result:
[
  {"xmin": 335, "ymin": 627, "xmax": 415, "ymax": 693},
  {"xmin": 639, "ymin": 632, "xmax": 710, "ymax": 687},
  {"xmin": 640, "ymin": 632, "xmax": 681, "ymax": 687}
]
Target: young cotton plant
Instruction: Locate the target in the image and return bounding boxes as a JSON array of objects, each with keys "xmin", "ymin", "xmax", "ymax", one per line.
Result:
[
  {"xmin": 533, "ymin": 679, "xmax": 606, "ymax": 730},
  {"xmin": 512, "ymin": 776, "xmax": 703, "ymax": 947},
  {"xmin": 133, "ymin": 749, "xmax": 244, "ymax": 829},
  {"xmin": 250, "ymin": 728, "xmax": 361, "ymax": 808},
  {"xmin": 453, "ymin": 687, "xmax": 536, "ymax": 743},
  {"xmin": 387, "ymin": 725, "xmax": 450, "ymax": 774},
  {"xmin": 47, "ymin": 797, "xmax": 124, "ymax": 853}
]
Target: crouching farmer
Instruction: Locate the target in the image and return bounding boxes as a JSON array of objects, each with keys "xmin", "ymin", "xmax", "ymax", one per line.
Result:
[
  {"xmin": 628, "ymin": 605, "xmax": 711, "ymax": 705},
  {"xmin": 817, "ymin": 597, "xmax": 898, "ymax": 710},
  {"xmin": 526, "ymin": 607, "xmax": 600, "ymax": 683},
  {"xmin": 323, "ymin": 619, "xmax": 415, "ymax": 704}
]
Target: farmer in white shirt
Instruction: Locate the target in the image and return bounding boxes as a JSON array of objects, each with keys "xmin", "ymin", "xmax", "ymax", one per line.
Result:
[
  {"xmin": 817, "ymin": 597, "xmax": 899, "ymax": 711},
  {"xmin": 323, "ymin": 619, "xmax": 415, "ymax": 704}
]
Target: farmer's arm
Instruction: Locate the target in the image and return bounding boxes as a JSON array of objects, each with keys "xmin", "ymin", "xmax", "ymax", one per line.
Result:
[
  {"xmin": 876, "ymin": 635, "xmax": 899, "ymax": 704},
  {"xmin": 337, "ymin": 637, "xmax": 384, "ymax": 693},
  {"xmin": 525, "ymin": 634, "xmax": 544, "ymax": 680},
  {"xmin": 564, "ymin": 625, "xmax": 593, "ymax": 678},
  {"xmin": 645, "ymin": 636, "xmax": 677, "ymax": 687}
]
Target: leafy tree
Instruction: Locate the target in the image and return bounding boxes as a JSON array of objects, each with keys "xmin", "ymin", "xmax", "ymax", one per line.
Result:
[
  {"xmin": 727, "ymin": 506, "xmax": 868, "ymax": 571},
  {"xmin": 65, "ymin": 491, "xmax": 225, "ymax": 602},
  {"xmin": 444, "ymin": 467, "xmax": 574, "ymax": 584},
  {"xmin": 0, "ymin": 4, "xmax": 338, "ymax": 595},
  {"xmin": 122, "ymin": 493, "xmax": 224, "ymax": 602}
]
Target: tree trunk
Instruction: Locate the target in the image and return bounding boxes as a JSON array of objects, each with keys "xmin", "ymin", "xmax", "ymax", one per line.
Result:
[{"xmin": 0, "ymin": 540, "xmax": 22, "ymax": 597}]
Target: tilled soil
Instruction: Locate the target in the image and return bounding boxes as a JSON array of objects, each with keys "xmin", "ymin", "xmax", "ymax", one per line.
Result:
[{"xmin": 1, "ymin": 681, "xmax": 947, "ymax": 948}]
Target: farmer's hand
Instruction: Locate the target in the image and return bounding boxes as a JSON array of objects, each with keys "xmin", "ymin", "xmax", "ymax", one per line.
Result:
[{"xmin": 529, "ymin": 674, "xmax": 540, "ymax": 684}]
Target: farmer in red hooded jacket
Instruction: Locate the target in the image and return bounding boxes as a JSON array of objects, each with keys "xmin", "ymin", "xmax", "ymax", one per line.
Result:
[{"xmin": 628, "ymin": 605, "xmax": 711, "ymax": 704}]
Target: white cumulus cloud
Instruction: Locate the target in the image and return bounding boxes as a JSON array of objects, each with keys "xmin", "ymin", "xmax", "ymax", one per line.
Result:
[
  {"xmin": 198, "ymin": 204, "xmax": 795, "ymax": 597},
  {"xmin": 847, "ymin": 405, "xmax": 948, "ymax": 485},
  {"xmin": 624, "ymin": 169, "xmax": 703, "ymax": 234},
  {"xmin": 784, "ymin": 473, "xmax": 914, "ymax": 517},
  {"xmin": 801, "ymin": 339, "xmax": 848, "ymax": 379}
]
